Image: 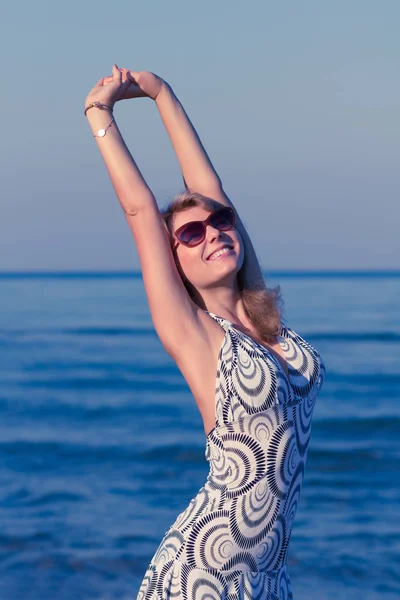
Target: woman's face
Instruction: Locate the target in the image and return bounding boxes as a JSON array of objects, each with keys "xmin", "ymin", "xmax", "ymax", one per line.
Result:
[{"xmin": 172, "ymin": 206, "xmax": 244, "ymax": 290}]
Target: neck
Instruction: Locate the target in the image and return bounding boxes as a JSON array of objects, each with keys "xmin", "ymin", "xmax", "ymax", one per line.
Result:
[{"xmin": 199, "ymin": 280, "xmax": 250, "ymax": 328}]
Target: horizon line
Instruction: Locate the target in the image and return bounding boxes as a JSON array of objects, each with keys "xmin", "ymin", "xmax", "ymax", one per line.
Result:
[{"xmin": 0, "ymin": 269, "xmax": 399, "ymax": 278}]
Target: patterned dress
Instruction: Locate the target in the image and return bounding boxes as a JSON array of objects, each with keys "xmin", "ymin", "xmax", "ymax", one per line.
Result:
[{"xmin": 137, "ymin": 311, "xmax": 326, "ymax": 599}]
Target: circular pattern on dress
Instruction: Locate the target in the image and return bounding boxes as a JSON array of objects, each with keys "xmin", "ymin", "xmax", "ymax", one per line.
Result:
[
  {"xmin": 221, "ymin": 433, "xmax": 266, "ymax": 493},
  {"xmin": 241, "ymin": 570, "xmax": 270, "ymax": 599},
  {"xmin": 283, "ymin": 461, "xmax": 305, "ymax": 532},
  {"xmin": 173, "ymin": 488, "xmax": 210, "ymax": 531},
  {"xmin": 247, "ymin": 406, "xmax": 281, "ymax": 442},
  {"xmin": 276, "ymin": 565, "xmax": 292, "ymax": 600},
  {"xmin": 179, "ymin": 561, "xmax": 229, "ymax": 600},
  {"xmin": 155, "ymin": 559, "xmax": 176, "ymax": 599},
  {"xmin": 295, "ymin": 391, "xmax": 317, "ymax": 454},
  {"xmin": 152, "ymin": 529, "xmax": 184, "ymax": 565},
  {"xmin": 185, "ymin": 510, "xmax": 233, "ymax": 570},
  {"xmin": 136, "ymin": 564, "xmax": 157, "ymax": 600},
  {"xmin": 229, "ymin": 483, "xmax": 281, "ymax": 551},
  {"xmin": 255, "ymin": 514, "xmax": 286, "ymax": 571},
  {"xmin": 230, "ymin": 334, "xmax": 280, "ymax": 408},
  {"xmin": 266, "ymin": 420, "xmax": 299, "ymax": 500},
  {"xmin": 234, "ymin": 347, "xmax": 271, "ymax": 399}
]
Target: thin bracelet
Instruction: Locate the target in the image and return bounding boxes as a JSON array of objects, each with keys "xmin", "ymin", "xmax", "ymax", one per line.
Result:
[
  {"xmin": 93, "ymin": 117, "xmax": 115, "ymax": 138},
  {"xmin": 84, "ymin": 101, "xmax": 113, "ymax": 116}
]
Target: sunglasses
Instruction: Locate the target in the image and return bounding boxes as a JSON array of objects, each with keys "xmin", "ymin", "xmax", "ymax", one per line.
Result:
[{"xmin": 173, "ymin": 206, "xmax": 236, "ymax": 249}]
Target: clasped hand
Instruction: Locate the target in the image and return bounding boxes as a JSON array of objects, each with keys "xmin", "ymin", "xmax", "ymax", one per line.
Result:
[{"xmin": 85, "ymin": 65, "xmax": 165, "ymax": 113}]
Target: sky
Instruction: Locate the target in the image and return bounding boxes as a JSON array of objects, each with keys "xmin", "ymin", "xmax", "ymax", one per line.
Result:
[{"xmin": 1, "ymin": 0, "xmax": 399, "ymax": 271}]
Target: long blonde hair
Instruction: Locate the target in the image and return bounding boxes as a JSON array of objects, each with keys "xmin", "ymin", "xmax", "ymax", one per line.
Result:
[{"xmin": 160, "ymin": 191, "xmax": 285, "ymax": 342}]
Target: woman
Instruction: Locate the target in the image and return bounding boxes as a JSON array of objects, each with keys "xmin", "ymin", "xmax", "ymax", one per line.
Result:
[{"xmin": 85, "ymin": 65, "xmax": 326, "ymax": 600}]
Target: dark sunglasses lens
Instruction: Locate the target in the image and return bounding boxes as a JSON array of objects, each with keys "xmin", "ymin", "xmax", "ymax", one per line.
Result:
[
  {"xmin": 177, "ymin": 222, "xmax": 205, "ymax": 246},
  {"xmin": 176, "ymin": 208, "xmax": 234, "ymax": 246},
  {"xmin": 210, "ymin": 208, "xmax": 235, "ymax": 230}
]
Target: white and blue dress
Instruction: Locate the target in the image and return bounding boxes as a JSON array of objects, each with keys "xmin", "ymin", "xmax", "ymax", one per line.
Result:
[{"xmin": 137, "ymin": 311, "xmax": 326, "ymax": 600}]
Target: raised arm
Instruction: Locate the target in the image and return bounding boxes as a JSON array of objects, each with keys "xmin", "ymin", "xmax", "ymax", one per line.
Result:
[
  {"xmin": 153, "ymin": 77, "xmax": 266, "ymax": 291},
  {"xmin": 84, "ymin": 66, "xmax": 204, "ymax": 355},
  {"xmin": 101, "ymin": 68, "xmax": 266, "ymax": 291},
  {"xmin": 155, "ymin": 82, "xmax": 222, "ymax": 194}
]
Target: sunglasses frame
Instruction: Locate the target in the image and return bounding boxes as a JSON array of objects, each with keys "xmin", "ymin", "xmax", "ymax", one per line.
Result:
[{"xmin": 172, "ymin": 206, "xmax": 236, "ymax": 251}]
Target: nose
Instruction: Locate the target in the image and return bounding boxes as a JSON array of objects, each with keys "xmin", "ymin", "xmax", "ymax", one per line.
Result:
[{"xmin": 206, "ymin": 224, "xmax": 224, "ymax": 243}]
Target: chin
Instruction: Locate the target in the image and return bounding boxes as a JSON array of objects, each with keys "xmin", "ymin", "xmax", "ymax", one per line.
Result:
[{"xmin": 212, "ymin": 262, "xmax": 241, "ymax": 285}]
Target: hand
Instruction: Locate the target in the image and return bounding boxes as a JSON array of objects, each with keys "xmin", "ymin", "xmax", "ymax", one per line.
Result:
[
  {"xmin": 102, "ymin": 69, "xmax": 166, "ymax": 102},
  {"xmin": 85, "ymin": 64, "xmax": 135, "ymax": 112}
]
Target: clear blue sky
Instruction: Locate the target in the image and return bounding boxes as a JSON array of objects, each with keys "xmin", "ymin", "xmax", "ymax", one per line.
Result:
[{"xmin": 1, "ymin": 0, "xmax": 398, "ymax": 271}]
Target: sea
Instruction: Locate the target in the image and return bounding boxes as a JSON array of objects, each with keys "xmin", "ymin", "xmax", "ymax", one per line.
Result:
[{"xmin": 0, "ymin": 271, "xmax": 399, "ymax": 600}]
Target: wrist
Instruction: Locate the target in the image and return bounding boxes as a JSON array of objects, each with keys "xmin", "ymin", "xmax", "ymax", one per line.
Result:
[
  {"xmin": 86, "ymin": 106, "xmax": 117, "ymax": 136},
  {"xmin": 84, "ymin": 100, "xmax": 114, "ymax": 116},
  {"xmin": 155, "ymin": 80, "xmax": 174, "ymax": 104}
]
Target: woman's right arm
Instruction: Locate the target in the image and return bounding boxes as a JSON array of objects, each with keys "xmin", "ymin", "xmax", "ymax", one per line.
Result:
[
  {"xmin": 101, "ymin": 71, "xmax": 266, "ymax": 294},
  {"xmin": 85, "ymin": 66, "xmax": 204, "ymax": 356}
]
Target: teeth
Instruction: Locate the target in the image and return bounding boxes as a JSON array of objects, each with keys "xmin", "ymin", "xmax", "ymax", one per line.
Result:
[{"xmin": 209, "ymin": 246, "xmax": 232, "ymax": 260}]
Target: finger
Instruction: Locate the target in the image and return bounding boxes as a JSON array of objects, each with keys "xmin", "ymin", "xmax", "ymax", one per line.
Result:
[
  {"xmin": 93, "ymin": 77, "xmax": 105, "ymax": 88},
  {"xmin": 119, "ymin": 68, "xmax": 130, "ymax": 83},
  {"xmin": 112, "ymin": 64, "xmax": 122, "ymax": 84}
]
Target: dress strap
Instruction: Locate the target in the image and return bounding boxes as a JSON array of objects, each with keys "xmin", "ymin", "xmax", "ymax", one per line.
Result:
[{"xmin": 204, "ymin": 310, "xmax": 232, "ymax": 333}]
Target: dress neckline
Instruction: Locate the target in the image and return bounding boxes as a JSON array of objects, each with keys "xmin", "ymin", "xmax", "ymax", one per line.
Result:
[{"xmin": 205, "ymin": 310, "xmax": 291, "ymax": 386}]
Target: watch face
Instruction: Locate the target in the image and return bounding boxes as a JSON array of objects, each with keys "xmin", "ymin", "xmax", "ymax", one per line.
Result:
[{"xmin": 98, "ymin": 129, "xmax": 106, "ymax": 137}]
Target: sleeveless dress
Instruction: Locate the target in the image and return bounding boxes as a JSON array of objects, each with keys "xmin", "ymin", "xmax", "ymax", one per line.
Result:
[{"xmin": 137, "ymin": 311, "xmax": 326, "ymax": 600}]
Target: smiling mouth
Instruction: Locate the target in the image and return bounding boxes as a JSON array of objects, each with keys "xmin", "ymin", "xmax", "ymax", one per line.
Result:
[{"xmin": 207, "ymin": 245, "xmax": 235, "ymax": 260}]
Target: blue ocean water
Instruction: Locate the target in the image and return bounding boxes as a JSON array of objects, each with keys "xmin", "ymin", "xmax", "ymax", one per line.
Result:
[{"xmin": 0, "ymin": 272, "xmax": 399, "ymax": 600}]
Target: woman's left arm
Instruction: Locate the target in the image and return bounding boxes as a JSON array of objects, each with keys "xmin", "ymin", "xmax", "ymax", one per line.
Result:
[
  {"xmin": 155, "ymin": 81, "xmax": 266, "ymax": 290},
  {"xmin": 155, "ymin": 82, "xmax": 222, "ymax": 194}
]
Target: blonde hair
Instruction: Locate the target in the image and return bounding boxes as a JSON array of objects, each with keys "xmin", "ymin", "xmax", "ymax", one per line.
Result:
[{"xmin": 160, "ymin": 191, "xmax": 285, "ymax": 342}]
